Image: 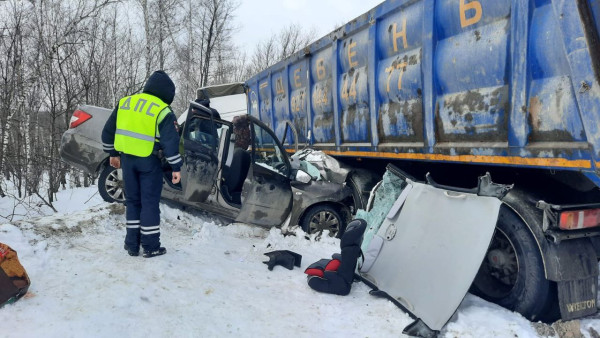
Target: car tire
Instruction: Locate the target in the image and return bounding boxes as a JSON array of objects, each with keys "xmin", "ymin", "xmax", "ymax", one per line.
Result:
[
  {"xmin": 301, "ymin": 204, "xmax": 345, "ymax": 238},
  {"xmin": 98, "ymin": 165, "xmax": 126, "ymax": 204},
  {"xmin": 470, "ymin": 206, "xmax": 558, "ymax": 322}
]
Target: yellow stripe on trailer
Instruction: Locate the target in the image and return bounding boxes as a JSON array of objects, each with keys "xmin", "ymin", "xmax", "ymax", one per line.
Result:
[{"xmin": 284, "ymin": 149, "xmax": 592, "ymax": 169}]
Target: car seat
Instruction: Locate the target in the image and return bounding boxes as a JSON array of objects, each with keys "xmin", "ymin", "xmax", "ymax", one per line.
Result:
[
  {"xmin": 221, "ymin": 148, "xmax": 251, "ymax": 205},
  {"xmin": 304, "ymin": 219, "xmax": 367, "ymax": 295}
]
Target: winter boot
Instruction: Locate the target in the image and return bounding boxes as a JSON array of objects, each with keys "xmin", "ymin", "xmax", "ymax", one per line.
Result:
[
  {"xmin": 124, "ymin": 244, "xmax": 139, "ymax": 257},
  {"xmin": 143, "ymin": 247, "xmax": 167, "ymax": 258}
]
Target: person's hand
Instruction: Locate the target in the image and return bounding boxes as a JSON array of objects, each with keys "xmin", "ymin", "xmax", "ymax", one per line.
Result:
[
  {"xmin": 109, "ymin": 156, "xmax": 121, "ymax": 169},
  {"xmin": 172, "ymin": 171, "xmax": 181, "ymax": 184}
]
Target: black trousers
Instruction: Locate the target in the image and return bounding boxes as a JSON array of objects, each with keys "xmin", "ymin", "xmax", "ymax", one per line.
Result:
[{"xmin": 121, "ymin": 154, "xmax": 163, "ymax": 251}]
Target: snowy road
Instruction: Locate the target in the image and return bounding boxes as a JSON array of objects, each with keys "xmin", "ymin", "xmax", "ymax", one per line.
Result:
[{"xmin": 0, "ymin": 187, "xmax": 599, "ymax": 337}]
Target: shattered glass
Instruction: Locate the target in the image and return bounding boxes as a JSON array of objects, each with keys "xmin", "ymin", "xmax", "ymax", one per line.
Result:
[
  {"xmin": 299, "ymin": 160, "xmax": 322, "ymax": 180},
  {"xmin": 291, "ymin": 149, "xmax": 351, "ymax": 184},
  {"xmin": 356, "ymin": 169, "xmax": 406, "ymax": 254}
]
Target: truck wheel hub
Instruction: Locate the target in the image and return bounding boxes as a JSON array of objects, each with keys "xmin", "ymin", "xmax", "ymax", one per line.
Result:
[{"xmin": 486, "ymin": 236, "xmax": 518, "ymax": 286}]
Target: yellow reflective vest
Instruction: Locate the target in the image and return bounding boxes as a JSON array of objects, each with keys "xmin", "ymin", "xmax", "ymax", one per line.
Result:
[{"xmin": 114, "ymin": 93, "xmax": 170, "ymax": 157}]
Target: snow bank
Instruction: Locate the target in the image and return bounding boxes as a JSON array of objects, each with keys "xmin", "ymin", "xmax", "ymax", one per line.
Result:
[{"xmin": 0, "ymin": 186, "xmax": 599, "ymax": 337}]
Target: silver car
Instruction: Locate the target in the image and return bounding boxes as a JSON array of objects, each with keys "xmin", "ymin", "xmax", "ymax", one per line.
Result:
[{"xmin": 60, "ymin": 85, "xmax": 359, "ymax": 237}]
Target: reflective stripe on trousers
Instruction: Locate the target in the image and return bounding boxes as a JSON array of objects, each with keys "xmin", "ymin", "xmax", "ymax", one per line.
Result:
[{"xmin": 121, "ymin": 153, "xmax": 163, "ymax": 251}]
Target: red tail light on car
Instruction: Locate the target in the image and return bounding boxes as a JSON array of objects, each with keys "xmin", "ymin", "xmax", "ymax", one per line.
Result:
[
  {"xmin": 559, "ymin": 208, "xmax": 600, "ymax": 230},
  {"xmin": 69, "ymin": 110, "xmax": 92, "ymax": 129}
]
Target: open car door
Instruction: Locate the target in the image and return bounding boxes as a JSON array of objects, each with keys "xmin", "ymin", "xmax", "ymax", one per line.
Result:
[
  {"xmin": 181, "ymin": 102, "xmax": 221, "ymax": 203},
  {"xmin": 235, "ymin": 116, "xmax": 293, "ymax": 227}
]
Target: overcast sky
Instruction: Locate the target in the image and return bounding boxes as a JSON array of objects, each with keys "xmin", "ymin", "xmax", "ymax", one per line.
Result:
[{"xmin": 233, "ymin": 0, "xmax": 384, "ymax": 55}]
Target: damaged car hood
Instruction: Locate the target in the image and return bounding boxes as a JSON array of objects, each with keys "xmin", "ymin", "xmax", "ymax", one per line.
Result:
[
  {"xmin": 291, "ymin": 148, "xmax": 351, "ymax": 185},
  {"xmin": 358, "ymin": 166, "xmax": 508, "ymax": 333}
]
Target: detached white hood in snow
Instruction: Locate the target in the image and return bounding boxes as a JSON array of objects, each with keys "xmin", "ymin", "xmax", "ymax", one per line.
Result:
[{"xmin": 359, "ymin": 168, "xmax": 511, "ymax": 335}]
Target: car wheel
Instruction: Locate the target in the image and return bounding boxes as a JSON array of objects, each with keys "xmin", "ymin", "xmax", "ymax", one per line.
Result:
[
  {"xmin": 470, "ymin": 206, "xmax": 558, "ymax": 322},
  {"xmin": 98, "ymin": 165, "xmax": 125, "ymax": 203},
  {"xmin": 301, "ymin": 205, "xmax": 344, "ymax": 238}
]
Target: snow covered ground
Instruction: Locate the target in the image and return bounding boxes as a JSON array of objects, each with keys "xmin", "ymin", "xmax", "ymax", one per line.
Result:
[{"xmin": 1, "ymin": 186, "xmax": 600, "ymax": 337}]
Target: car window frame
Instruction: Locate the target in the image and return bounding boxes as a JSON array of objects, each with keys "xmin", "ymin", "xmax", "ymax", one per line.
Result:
[{"xmin": 249, "ymin": 117, "xmax": 291, "ymax": 178}]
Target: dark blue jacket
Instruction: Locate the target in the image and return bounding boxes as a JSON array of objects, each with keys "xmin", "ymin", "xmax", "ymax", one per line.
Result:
[{"xmin": 101, "ymin": 71, "xmax": 182, "ymax": 172}]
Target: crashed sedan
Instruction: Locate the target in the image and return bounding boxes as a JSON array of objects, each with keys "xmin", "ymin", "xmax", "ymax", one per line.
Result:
[{"xmin": 60, "ymin": 99, "xmax": 356, "ymax": 237}]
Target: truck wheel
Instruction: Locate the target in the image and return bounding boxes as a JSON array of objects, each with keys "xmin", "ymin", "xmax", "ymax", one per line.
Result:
[
  {"xmin": 301, "ymin": 204, "xmax": 345, "ymax": 238},
  {"xmin": 348, "ymin": 177, "xmax": 364, "ymax": 213},
  {"xmin": 470, "ymin": 206, "xmax": 556, "ymax": 321},
  {"xmin": 98, "ymin": 165, "xmax": 125, "ymax": 204},
  {"xmin": 347, "ymin": 169, "xmax": 381, "ymax": 212}
]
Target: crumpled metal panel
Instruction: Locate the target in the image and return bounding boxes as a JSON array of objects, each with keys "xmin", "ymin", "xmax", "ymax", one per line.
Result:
[
  {"xmin": 291, "ymin": 148, "xmax": 351, "ymax": 184},
  {"xmin": 361, "ymin": 180, "xmax": 501, "ymax": 331}
]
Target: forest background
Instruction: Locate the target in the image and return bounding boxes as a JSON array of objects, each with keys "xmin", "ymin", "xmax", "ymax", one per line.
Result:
[{"xmin": 0, "ymin": 0, "xmax": 320, "ymax": 209}]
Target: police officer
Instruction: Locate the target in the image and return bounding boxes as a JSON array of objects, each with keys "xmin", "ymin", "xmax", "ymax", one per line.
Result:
[{"xmin": 101, "ymin": 70, "xmax": 182, "ymax": 258}]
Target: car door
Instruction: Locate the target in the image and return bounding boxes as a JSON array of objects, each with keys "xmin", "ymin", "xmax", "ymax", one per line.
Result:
[
  {"xmin": 235, "ymin": 117, "xmax": 293, "ymax": 227},
  {"xmin": 181, "ymin": 102, "xmax": 221, "ymax": 203}
]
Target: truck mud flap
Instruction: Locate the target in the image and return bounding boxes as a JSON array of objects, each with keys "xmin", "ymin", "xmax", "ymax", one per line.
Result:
[
  {"xmin": 547, "ymin": 238, "xmax": 599, "ymax": 319},
  {"xmin": 558, "ymin": 278, "xmax": 597, "ymax": 320}
]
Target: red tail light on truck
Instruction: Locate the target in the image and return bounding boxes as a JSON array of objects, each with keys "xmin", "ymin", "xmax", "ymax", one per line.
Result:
[
  {"xmin": 538, "ymin": 201, "xmax": 600, "ymax": 231},
  {"xmin": 69, "ymin": 110, "xmax": 92, "ymax": 129},
  {"xmin": 559, "ymin": 208, "xmax": 600, "ymax": 230}
]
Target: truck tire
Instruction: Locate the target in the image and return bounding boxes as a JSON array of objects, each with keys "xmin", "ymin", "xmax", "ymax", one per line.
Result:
[
  {"xmin": 347, "ymin": 169, "xmax": 380, "ymax": 212},
  {"xmin": 470, "ymin": 206, "xmax": 557, "ymax": 321},
  {"xmin": 301, "ymin": 204, "xmax": 345, "ymax": 238},
  {"xmin": 98, "ymin": 165, "xmax": 125, "ymax": 204}
]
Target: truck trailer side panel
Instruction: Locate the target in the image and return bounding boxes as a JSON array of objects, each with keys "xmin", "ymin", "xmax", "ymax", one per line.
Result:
[{"xmin": 246, "ymin": 0, "xmax": 600, "ymax": 186}]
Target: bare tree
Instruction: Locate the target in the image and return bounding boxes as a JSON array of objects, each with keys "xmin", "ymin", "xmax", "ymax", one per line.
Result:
[
  {"xmin": 199, "ymin": 0, "xmax": 238, "ymax": 87},
  {"xmin": 171, "ymin": 0, "xmax": 238, "ymax": 111},
  {"xmin": 246, "ymin": 23, "xmax": 316, "ymax": 77},
  {"xmin": 0, "ymin": 0, "xmax": 317, "ymax": 215},
  {"xmin": 31, "ymin": 0, "xmax": 115, "ymax": 203},
  {"xmin": 0, "ymin": 1, "xmax": 29, "ymax": 197},
  {"xmin": 278, "ymin": 23, "xmax": 316, "ymax": 60}
]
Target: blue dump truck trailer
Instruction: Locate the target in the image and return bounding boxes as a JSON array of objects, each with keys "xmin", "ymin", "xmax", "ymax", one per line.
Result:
[{"xmin": 244, "ymin": 0, "xmax": 600, "ymax": 323}]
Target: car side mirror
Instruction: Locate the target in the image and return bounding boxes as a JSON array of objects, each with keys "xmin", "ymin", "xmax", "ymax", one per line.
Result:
[{"xmin": 295, "ymin": 169, "xmax": 312, "ymax": 184}]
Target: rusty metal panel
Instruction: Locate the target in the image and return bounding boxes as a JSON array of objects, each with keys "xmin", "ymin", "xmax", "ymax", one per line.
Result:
[
  {"xmin": 338, "ymin": 28, "xmax": 371, "ymax": 144},
  {"xmin": 310, "ymin": 47, "xmax": 335, "ymax": 144},
  {"xmin": 284, "ymin": 59, "xmax": 309, "ymax": 145},
  {"xmin": 247, "ymin": 82, "xmax": 260, "ymax": 120},
  {"xmin": 376, "ymin": 2, "xmax": 424, "ymax": 145},
  {"xmin": 258, "ymin": 76, "xmax": 273, "ymax": 128},
  {"xmin": 246, "ymin": 0, "xmax": 600, "ymax": 183}
]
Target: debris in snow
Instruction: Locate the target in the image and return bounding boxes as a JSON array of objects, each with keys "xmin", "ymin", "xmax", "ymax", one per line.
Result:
[
  {"xmin": 552, "ymin": 320, "xmax": 583, "ymax": 338},
  {"xmin": 262, "ymin": 250, "xmax": 302, "ymax": 271},
  {"xmin": 532, "ymin": 321, "xmax": 556, "ymax": 337}
]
